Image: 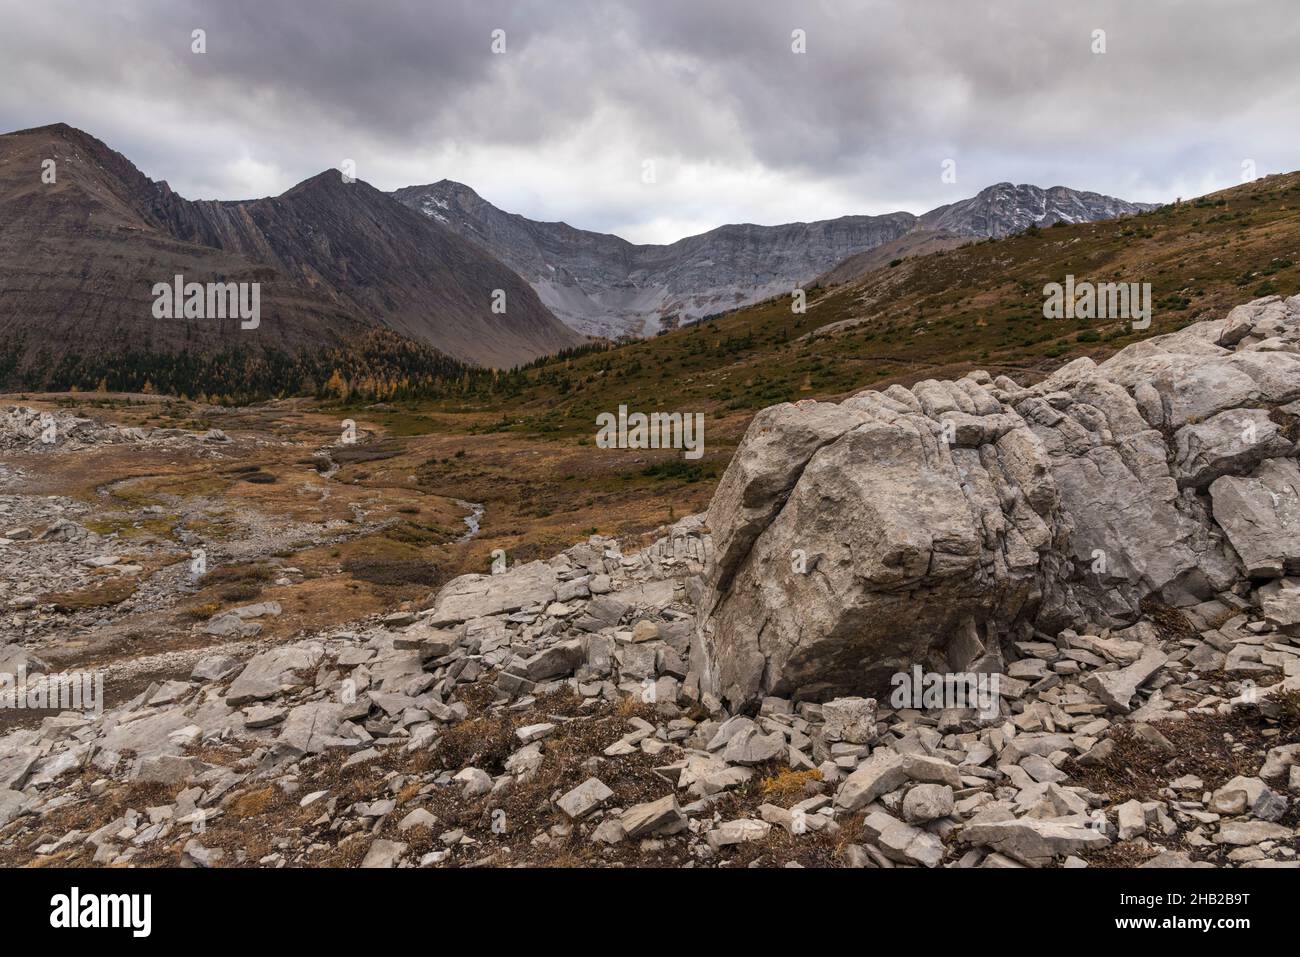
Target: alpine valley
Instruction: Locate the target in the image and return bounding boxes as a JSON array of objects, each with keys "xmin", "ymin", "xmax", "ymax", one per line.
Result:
[{"xmin": 4, "ymin": 123, "xmax": 1300, "ymax": 876}]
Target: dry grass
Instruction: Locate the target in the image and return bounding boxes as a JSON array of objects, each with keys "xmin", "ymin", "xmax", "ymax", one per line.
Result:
[
  {"xmin": 41, "ymin": 578, "xmax": 138, "ymax": 611},
  {"xmin": 200, "ymin": 563, "xmax": 274, "ymax": 587},
  {"xmin": 759, "ymin": 767, "xmax": 824, "ymax": 803},
  {"xmin": 435, "ymin": 714, "xmax": 519, "ymax": 774},
  {"xmin": 1139, "ymin": 595, "xmax": 1199, "ymax": 644},
  {"xmin": 341, "ymin": 555, "xmax": 440, "ymax": 587},
  {"xmin": 226, "ymin": 787, "xmax": 276, "ymax": 820},
  {"xmin": 1065, "ymin": 700, "xmax": 1297, "ymax": 803},
  {"xmin": 180, "ymin": 600, "xmax": 222, "ymax": 621}
]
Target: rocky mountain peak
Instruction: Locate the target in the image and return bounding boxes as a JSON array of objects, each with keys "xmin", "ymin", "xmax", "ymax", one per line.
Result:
[{"xmin": 920, "ymin": 182, "xmax": 1157, "ymax": 238}]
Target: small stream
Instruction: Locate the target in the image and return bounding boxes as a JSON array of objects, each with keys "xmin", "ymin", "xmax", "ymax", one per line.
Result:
[
  {"xmin": 315, "ymin": 440, "xmax": 483, "ymax": 544},
  {"xmin": 314, "ymin": 448, "xmax": 340, "ymax": 480},
  {"xmin": 455, "ymin": 499, "xmax": 485, "ymax": 542}
]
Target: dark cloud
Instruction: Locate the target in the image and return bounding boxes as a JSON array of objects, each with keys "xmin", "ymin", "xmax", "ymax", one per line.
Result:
[{"xmin": 2, "ymin": 0, "xmax": 1296, "ymax": 242}]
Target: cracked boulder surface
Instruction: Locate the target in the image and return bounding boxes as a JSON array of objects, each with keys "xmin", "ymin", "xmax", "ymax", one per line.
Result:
[{"xmin": 698, "ymin": 295, "xmax": 1300, "ymax": 710}]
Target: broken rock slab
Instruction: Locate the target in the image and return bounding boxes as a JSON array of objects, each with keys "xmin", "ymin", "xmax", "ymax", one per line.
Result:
[
  {"xmin": 902, "ymin": 783, "xmax": 955, "ymax": 824},
  {"xmin": 862, "ymin": 810, "xmax": 944, "ymax": 868},
  {"xmin": 557, "ymin": 778, "xmax": 613, "ymax": 819},
  {"xmin": 1210, "ymin": 458, "xmax": 1300, "ymax": 578},
  {"xmin": 1259, "ymin": 579, "xmax": 1300, "ymax": 636},
  {"xmin": 1209, "ymin": 775, "xmax": 1287, "ymax": 820},
  {"xmin": 960, "ymin": 817, "xmax": 1110, "ymax": 867},
  {"xmin": 276, "ymin": 703, "xmax": 344, "ymax": 754},
  {"xmin": 706, "ymin": 818, "xmax": 771, "ymax": 849},
  {"xmin": 821, "ymin": 697, "xmax": 878, "ymax": 745},
  {"xmin": 622, "ymin": 794, "xmax": 685, "ymax": 839},
  {"xmin": 722, "ymin": 726, "xmax": 785, "ymax": 765},
  {"xmin": 427, "ymin": 561, "xmax": 558, "ymax": 626},
  {"xmin": 225, "ymin": 643, "xmax": 324, "ymax": 707},
  {"xmin": 1116, "ymin": 800, "xmax": 1147, "ymax": 840},
  {"xmin": 191, "ymin": 655, "xmax": 240, "ymax": 683},
  {"xmin": 0, "ymin": 749, "xmax": 40, "ymax": 791},
  {"xmin": 361, "ymin": 839, "xmax": 408, "ymax": 868},
  {"xmin": 1083, "ymin": 647, "xmax": 1168, "ymax": 714},
  {"xmin": 1213, "ymin": 820, "xmax": 1293, "ymax": 846},
  {"xmin": 1172, "ymin": 408, "xmax": 1293, "ymax": 489},
  {"xmin": 835, "ymin": 751, "xmax": 961, "ymax": 812},
  {"xmin": 0, "ymin": 789, "xmax": 26, "ymax": 828}
]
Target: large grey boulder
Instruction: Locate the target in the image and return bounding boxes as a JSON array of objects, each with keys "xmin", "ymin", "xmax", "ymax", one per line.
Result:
[
  {"xmin": 704, "ymin": 401, "xmax": 871, "ymax": 602},
  {"xmin": 698, "ymin": 386, "xmax": 1058, "ymax": 708},
  {"xmin": 698, "ymin": 296, "xmax": 1300, "ymax": 709}
]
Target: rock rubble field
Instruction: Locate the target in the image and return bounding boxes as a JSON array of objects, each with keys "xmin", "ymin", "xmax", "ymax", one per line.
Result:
[{"xmin": 1, "ymin": 296, "xmax": 1299, "ymax": 868}]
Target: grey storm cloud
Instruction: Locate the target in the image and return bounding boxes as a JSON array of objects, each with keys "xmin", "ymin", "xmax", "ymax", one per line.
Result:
[{"xmin": 2, "ymin": 0, "xmax": 1298, "ymax": 243}]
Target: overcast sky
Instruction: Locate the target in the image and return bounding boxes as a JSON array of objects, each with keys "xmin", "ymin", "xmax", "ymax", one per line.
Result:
[{"xmin": 2, "ymin": 0, "xmax": 1297, "ymax": 244}]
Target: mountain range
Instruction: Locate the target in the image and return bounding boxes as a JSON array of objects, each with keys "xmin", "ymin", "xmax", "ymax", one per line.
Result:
[
  {"xmin": 393, "ymin": 180, "xmax": 1156, "ymax": 338},
  {"xmin": 0, "ymin": 123, "xmax": 1157, "ymax": 386},
  {"xmin": 0, "ymin": 124, "xmax": 581, "ymax": 374}
]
